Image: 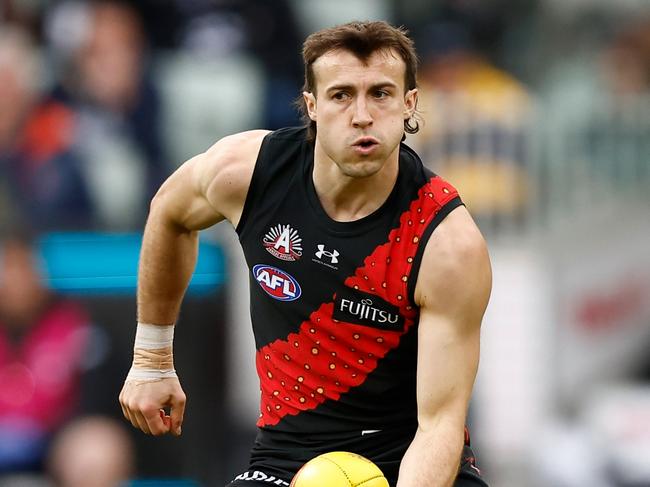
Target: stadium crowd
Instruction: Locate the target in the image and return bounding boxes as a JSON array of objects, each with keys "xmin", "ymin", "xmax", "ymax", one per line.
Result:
[{"xmin": 1, "ymin": 1, "xmax": 649, "ymax": 486}]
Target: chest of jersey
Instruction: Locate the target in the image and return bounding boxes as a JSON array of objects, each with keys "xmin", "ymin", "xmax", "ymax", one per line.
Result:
[
  {"xmin": 236, "ymin": 128, "xmax": 460, "ymax": 431},
  {"xmin": 245, "ymin": 210, "xmax": 410, "ymax": 348}
]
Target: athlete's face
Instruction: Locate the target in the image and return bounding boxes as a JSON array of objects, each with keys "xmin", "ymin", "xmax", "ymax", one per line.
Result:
[{"xmin": 303, "ymin": 48, "xmax": 417, "ymax": 178}]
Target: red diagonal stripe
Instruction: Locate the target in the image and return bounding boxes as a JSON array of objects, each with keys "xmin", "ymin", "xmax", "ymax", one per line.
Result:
[{"xmin": 256, "ymin": 177, "xmax": 458, "ymax": 426}]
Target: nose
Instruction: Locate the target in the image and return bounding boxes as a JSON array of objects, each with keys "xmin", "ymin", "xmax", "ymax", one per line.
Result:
[{"xmin": 351, "ymin": 97, "xmax": 373, "ymax": 128}]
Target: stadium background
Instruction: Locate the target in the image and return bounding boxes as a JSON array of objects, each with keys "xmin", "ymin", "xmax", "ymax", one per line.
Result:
[{"xmin": 1, "ymin": 0, "xmax": 649, "ymax": 486}]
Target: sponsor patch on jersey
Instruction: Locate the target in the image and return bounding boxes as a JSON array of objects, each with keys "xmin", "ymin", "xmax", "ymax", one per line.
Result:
[
  {"xmin": 333, "ymin": 288, "xmax": 404, "ymax": 330},
  {"xmin": 262, "ymin": 224, "xmax": 302, "ymax": 261},
  {"xmin": 253, "ymin": 264, "xmax": 302, "ymax": 301},
  {"xmin": 312, "ymin": 243, "xmax": 340, "ymax": 270}
]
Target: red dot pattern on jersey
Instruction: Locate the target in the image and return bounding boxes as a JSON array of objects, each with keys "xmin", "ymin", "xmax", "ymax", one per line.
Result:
[{"xmin": 256, "ymin": 177, "xmax": 458, "ymax": 426}]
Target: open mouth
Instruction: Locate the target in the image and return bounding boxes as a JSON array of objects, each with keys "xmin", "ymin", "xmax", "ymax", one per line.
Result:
[{"xmin": 353, "ymin": 137, "xmax": 379, "ymax": 149}]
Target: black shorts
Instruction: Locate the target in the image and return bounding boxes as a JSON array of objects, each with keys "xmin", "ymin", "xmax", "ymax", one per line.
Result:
[{"xmin": 225, "ymin": 445, "xmax": 488, "ymax": 487}]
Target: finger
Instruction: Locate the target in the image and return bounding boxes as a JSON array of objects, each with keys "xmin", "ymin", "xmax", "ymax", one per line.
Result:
[
  {"xmin": 120, "ymin": 403, "xmax": 133, "ymax": 425},
  {"xmin": 133, "ymin": 410, "xmax": 152, "ymax": 435},
  {"xmin": 118, "ymin": 391, "xmax": 132, "ymax": 423},
  {"xmin": 124, "ymin": 407, "xmax": 145, "ymax": 433},
  {"xmin": 142, "ymin": 406, "xmax": 169, "ymax": 436},
  {"xmin": 120, "ymin": 399, "xmax": 138, "ymax": 430},
  {"xmin": 125, "ymin": 394, "xmax": 153, "ymax": 435},
  {"xmin": 170, "ymin": 393, "xmax": 186, "ymax": 436},
  {"xmin": 119, "ymin": 383, "xmax": 137, "ymax": 424},
  {"xmin": 126, "ymin": 410, "xmax": 139, "ymax": 431},
  {"xmin": 160, "ymin": 409, "xmax": 172, "ymax": 430},
  {"xmin": 120, "ymin": 402, "xmax": 134, "ymax": 427}
]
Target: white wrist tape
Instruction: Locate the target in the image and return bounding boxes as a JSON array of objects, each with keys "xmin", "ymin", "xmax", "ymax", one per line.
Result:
[{"xmin": 126, "ymin": 322, "xmax": 177, "ymax": 381}]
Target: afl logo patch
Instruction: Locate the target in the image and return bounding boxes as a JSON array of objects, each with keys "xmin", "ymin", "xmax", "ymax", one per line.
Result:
[
  {"xmin": 263, "ymin": 224, "xmax": 302, "ymax": 261},
  {"xmin": 253, "ymin": 264, "xmax": 302, "ymax": 301}
]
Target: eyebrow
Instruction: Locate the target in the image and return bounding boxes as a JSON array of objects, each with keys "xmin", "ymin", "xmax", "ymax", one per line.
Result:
[{"xmin": 325, "ymin": 81, "xmax": 399, "ymax": 94}]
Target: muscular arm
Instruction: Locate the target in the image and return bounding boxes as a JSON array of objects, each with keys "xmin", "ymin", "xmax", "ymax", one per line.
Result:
[
  {"xmin": 137, "ymin": 130, "xmax": 268, "ymax": 323},
  {"xmin": 120, "ymin": 130, "xmax": 268, "ymax": 436},
  {"xmin": 397, "ymin": 206, "xmax": 491, "ymax": 486}
]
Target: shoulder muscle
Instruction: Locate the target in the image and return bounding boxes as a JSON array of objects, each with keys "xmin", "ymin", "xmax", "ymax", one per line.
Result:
[
  {"xmin": 201, "ymin": 130, "xmax": 269, "ymax": 227},
  {"xmin": 153, "ymin": 130, "xmax": 269, "ymax": 231}
]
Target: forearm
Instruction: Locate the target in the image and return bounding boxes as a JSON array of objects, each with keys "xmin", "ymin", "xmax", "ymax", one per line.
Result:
[
  {"xmin": 137, "ymin": 204, "xmax": 199, "ymax": 325},
  {"xmin": 397, "ymin": 419, "xmax": 464, "ymax": 487},
  {"xmin": 121, "ymin": 202, "xmax": 194, "ymax": 436}
]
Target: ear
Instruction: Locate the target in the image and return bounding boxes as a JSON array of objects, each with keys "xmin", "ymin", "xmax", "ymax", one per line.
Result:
[
  {"xmin": 303, "ymin": 92, "xmax": 317, "ymax": 121},
  {"xmin": 403, "ymin": 88, "xmax": 418, "ymax": 120}
]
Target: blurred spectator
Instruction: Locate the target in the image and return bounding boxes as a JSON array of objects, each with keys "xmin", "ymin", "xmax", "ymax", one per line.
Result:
[
  {"xmin": 0, "ymin": 229, "xmax": 92, "ymax": 474},
  {"xmin": 47, "ymin": 416, "xmax": 134, "ymax": 487},
  {"xmin": 408, "ymin": 21, "xmax": 533, "ymax": 227},
  {"xmin": 540, "ymin": 15, "xmax": 650, "ymax": 196},
  {"xmin": 0, "ymin": 25, "xmax": 94, "ymax": 231},
  {"xmin": 0, "ymin": 0, "xmax": 43, "ymax": 39},
  {"xmin": 541, "ymin": 15, "xmax": 650, "ymax": 105},
  {"xmin": 155, "ymin": 0, "xmax": 303, "ymax": 128},
  {"xmin": 589, "ymin": 20, "xmax": 650, "ymax": 188},
  {"xmin": 240, "ymin": 0, "xmax": 304, "ymax": 128},
  {"xmin": 47, "ymin": 0, "xmax": 167, "ymax": 229},
  {"xmin": 599, "ymin": 17, "xmax": 650, "ymax": 97}
]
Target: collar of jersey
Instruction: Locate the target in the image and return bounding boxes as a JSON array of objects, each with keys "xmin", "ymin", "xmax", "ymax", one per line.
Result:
[{"xmin": 302, "ymin": 145, "xmax": 407, "ymax": 237}]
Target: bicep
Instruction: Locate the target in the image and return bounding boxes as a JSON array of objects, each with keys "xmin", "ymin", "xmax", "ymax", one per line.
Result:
[
  {"xmin": 416, "ymin": 310, "xmax": 481, "ymax": 426},
  {"xmin": 414, "ymin": 207, "xmax": 491, "ymax": 425}
]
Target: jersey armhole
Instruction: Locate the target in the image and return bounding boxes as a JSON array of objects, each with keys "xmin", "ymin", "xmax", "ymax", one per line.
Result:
[
  {"xmin": 235, "ymin": 132, "xmax": 274, "ymax": 236},
  {"xmin": 406, "ymin": 196, "xmax": 464, "ymax": 304}
]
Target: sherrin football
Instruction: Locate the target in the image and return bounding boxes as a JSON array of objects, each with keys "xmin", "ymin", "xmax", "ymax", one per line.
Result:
[{"xmin": 290, "ymin": 451, "xmax": 389, "ymax": 487}]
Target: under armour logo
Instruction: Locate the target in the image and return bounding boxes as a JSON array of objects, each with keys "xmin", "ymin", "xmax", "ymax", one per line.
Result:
[{"xmin": 315, "ymin": 244, "xmax": 339, "ymax": 264}]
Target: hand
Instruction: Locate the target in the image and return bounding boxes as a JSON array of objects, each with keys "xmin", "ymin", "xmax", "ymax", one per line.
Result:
[{"xmin": 119, "ymin": 377, "xmax": 186, "ymax": 436}]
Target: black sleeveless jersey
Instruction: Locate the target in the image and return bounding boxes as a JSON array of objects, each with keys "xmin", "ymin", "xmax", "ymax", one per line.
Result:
[{"xmin": 235, "ymin": 127, "xmax": 463, "ymax": 479}]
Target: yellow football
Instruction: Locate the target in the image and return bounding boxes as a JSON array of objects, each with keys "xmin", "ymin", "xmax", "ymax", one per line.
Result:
[{"xmin": 290, "ymin": 451, "xmax": 389, "ymax": 487}]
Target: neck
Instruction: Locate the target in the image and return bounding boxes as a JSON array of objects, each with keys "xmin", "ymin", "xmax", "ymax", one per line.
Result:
[{"xmin": 312, "ymin": 144, "xmax": 400, "ymax": 222}]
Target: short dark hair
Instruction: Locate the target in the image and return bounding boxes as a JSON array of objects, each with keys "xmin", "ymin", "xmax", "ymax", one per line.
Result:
[{"xmin": 296, "ymin": 21, "xmax": 420, "ymax": 141}]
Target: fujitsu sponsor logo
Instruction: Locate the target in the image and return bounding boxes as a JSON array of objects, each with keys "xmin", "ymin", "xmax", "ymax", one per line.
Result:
[
  {"xmin": 340, "ymin": 298, "xmax": 400, "ymax": 325},
  {"xmin": 333, "ymin": 289, "xmax": 404, "ymax": 330},
  {"xmin": 262, "ymin": 224, "xmax": 302, "ymax": 261}
]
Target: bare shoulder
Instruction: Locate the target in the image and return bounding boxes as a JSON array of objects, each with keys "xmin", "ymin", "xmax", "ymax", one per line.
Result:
[
  {"xmin": 203, "ymin": 129, "xmax": 270, "ymax": 171},
  {"xmin": 414, "ymin": 206, "xmax": 492, "ymax": 321},
  {"xmin": 154, "ymin": 130, "xmax": 269, "ymax": 231},
  {"xmin": 199, "ymin": 130, "xmax": 270, "ymax": 226}
]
